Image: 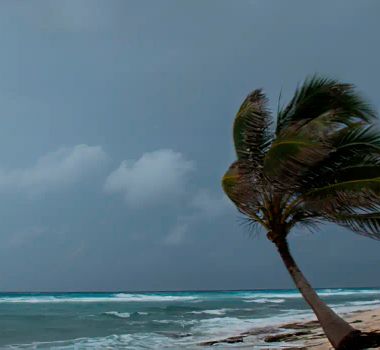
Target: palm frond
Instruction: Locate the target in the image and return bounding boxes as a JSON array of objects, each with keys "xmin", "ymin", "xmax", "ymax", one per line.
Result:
[
  {"xmin": 297, "ymin": 125, "xmax": 380, "ymax": 192},
  {"xmin": 223, "ymin": 75, "xmax": 380, "ymax": 241},
  {"xmin": 299, "ymin": 159, "xmax": 380, "ymax": 194},
  {"xmin": 286, "ymin": 206, "xmax": 322, "ymax": 232},
  {"xmin": 334, "ymin": 124, "xmax": 380, "ymax": 151},
  {"xmin": 325, "ymin": 212, "xmax": 380, "ymax": 240},
  {"xmin": 263, "ymin": 136, "xmax": 332, "ymax": 187},
  {"xmin": 276, "ymin": 75, "xmax": 376, "ymax": 135},
  {"xmin": 305, "ymin": 178, "xmax": 380, "ymax": 199},
  {"xmin": 237, "ymin": 215, "xmax": 263, "ymax": 238},
  {"xmin": 222, "ymin": 161, "xmax": 267, "ymax": 227},
  {"xmin": 233, "ymin": 90, "xmax": 273, "ymax": 166},
  {"xmin": 304, "ymin": 179, "xmax": 380, "ymax": 215}
]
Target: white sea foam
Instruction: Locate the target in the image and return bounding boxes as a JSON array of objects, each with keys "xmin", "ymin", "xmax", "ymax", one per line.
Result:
[
  {"xmin": 193, "ymin": 316, "xmax": 259, "ymax": 337},
  {"xmin": 276, "ymin": 300, "xmax": 380, "ymax": 327},
  {"xmin": 192, "ymin": 312, "xmax": 314, "ymax": 340},
  {"xmin": 3, "ymin": 289, "xmax": 380, "ymax": 349},
  {"xmin": 113, "ymin": 293, "xmax": 197, "ymax": 302},
  {"xmin": 237, "ymin": 289, "xmax": 380, "ymax": 300},
  {"xmin": 5, "ymin": 301, "xmax": 375, "ymax": 349},
  {"xmin": 103, "ymin": 311, "xmax": 130, "ymax": 319},
  {"xmin": 328, "ymin": 299, "xmax": 380, "ymax": 315},
  {"xmin": 237, "ymin": 292, "xmax": 301, "ymax": 299},
  {"xmin": 3, "ymin": 333, "xmax": 182, "ymax": 350},
  {"xmin": 0, "ymin": 289, "xmax": 378, "ymax": 304},
  {"xmin": 188, "ymin": 308, "xmax": 230, "ymax": 315},
  {"xmin": 318, "ymin": 289, "xmax": 380, "ymax": 297},
  {"xmin": 153, "ymin": 319, "xmax": 197, "ymax": 326},
  {"xmin": 349, "ymin": 299, "xmax": 380, "ymax": 306},
  {"xmin": 244, "ymin": 298, "xmax": 285, "ymax": 304},
  {"xmin": 7, "ymin": 313, "xmax": 313, "ymax": 349},
  {"xmin": 330, "ymin": 300, "xmax": 380, "ymax": 308}
]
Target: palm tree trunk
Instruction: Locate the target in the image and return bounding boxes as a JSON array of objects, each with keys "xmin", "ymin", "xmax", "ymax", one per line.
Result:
[{"xmin": 274, "ymin": 237, "xmax": 360, "ymax": 349}]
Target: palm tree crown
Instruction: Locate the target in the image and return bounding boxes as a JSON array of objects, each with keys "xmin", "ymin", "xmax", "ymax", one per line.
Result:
[
  {"xmin": 223, "ymin": 75, "xmax": 379, "ymax": 241},
  {"xmin": 222, "ymin": 75, "xmax": 380, "ymax": 349}
]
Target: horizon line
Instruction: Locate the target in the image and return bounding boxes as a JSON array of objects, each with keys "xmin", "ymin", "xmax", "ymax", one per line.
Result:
[{"xmin": 0, "ymin": 286, "xmax": 379, "ymax": 294}]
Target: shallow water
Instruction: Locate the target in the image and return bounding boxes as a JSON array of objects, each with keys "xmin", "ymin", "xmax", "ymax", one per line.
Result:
[{"xmin": 0, "ymin": 288, "xmax": 379, "ymax": 349}]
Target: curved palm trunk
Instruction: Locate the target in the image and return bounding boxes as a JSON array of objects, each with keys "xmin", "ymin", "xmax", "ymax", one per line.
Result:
[{"xmin": 274, "ymin": 237, "xmax": 360, "ymax": 349}]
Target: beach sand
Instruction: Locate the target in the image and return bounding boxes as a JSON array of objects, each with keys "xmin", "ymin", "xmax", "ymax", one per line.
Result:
[
  {"xmin": 200, "ymin": 308, "xmax": 380, "ymax": 349},
  {"xmin": 304, "ymin": 308, "xmax": 380, "ymax": 349}
]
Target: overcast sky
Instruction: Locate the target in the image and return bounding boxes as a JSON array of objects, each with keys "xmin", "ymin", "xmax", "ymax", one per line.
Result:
[{"xmin": 0, "ymin": 0, "xmax": 379, "ymax": 291}]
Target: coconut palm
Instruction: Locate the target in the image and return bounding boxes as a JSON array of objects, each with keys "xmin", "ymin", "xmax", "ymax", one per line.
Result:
[{"xmin": 222, "ymin": 76, "xmax": 380, "ymax": 349}]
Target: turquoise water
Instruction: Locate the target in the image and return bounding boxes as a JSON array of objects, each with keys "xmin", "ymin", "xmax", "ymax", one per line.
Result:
[{"xmin": 0, "ymin": 288, "xmax": 379, "ymax": 349}]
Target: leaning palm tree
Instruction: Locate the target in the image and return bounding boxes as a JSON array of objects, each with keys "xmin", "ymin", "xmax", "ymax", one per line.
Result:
[{"xmin": 222, "ymin": 75, "xmax": 380, "ymax": 349}]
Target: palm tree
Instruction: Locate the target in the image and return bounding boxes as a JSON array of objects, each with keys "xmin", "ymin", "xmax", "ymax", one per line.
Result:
[{"xmin": 222, "ymin": 76, "xmax": 380, "ymax": 349}]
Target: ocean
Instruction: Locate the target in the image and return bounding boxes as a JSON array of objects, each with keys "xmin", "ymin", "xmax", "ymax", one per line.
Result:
[{"xmin": 0, "ymin": 288, "xmax": 379, "ymax": 349}]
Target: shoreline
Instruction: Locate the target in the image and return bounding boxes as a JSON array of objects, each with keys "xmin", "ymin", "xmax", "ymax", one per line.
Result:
[{"xmin": 200, "ymin": 307, "xmax": 380, "ymax": 349}]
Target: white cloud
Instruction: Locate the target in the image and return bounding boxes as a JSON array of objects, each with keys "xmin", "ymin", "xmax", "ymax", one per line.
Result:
[
  {"xmin": 163, "ymin": 223, "xmax": 188, "ymax": 246},
  {"xmin": 162, "ymin": 191, "xmax": 232, "ymax": 246},
  {"xmin": 104, "ymin": 149, "xmax": 194, "ymax": 207},
  {"xmin": 191, "ymin": 189, "xmax": 232, "ymax": 218},
  {"xmin": 0, "ymin": 144, "xmax": 107, "ymax": 194}
]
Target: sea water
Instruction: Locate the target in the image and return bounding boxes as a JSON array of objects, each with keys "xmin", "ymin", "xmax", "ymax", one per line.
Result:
[{"xmin": 0, "ymin": 288, "xmax": 379, "ymax": 349}]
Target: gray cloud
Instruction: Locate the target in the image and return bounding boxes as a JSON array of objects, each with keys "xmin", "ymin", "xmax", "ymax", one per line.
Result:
[
  {"xmin": 162, "ymin": 190, "xmax": 232, "ymax": 246},
  {"xmin": 163, "ymin": 222, "xmax": 188, "ymax": 246},
  {"xmin": 0, "ymin": 0, "xmax": 379, "ymax": 291},
  {"xmin": 104, "ymin": 149, "xmax": 194, "ymax": 207},
  {"xmin": 8, "ymin": 227, "xmax": 48, "ymax": 248},
  {"xmin": 0, "ymin": 144, "xmax": 107, "ymax": 194}
]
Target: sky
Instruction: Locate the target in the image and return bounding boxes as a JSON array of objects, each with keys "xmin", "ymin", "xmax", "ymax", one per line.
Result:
[{"xmin": 0, "ymin": 0, "xmax": 379, "ymax": 291}]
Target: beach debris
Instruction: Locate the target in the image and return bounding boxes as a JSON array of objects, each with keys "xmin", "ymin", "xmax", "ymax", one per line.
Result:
[
  {"xmin": 199, "ymin": 335, "xmax": 244, "ymax": 346},
  {"xmin": 281, "ymin": 321, "xmax": 319, "ymax": 330},
  {"xmin": 352, "ymin": 319, "xmax": 363, "ymax": 323},
  {"xmin": 264, "ymin": 331, "xmax": 311, "ymax": 343}
]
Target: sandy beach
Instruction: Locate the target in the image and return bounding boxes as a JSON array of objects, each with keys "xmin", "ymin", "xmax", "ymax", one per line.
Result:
[
  {"xmin": 200, "ymin": 307, "xmax": 380, "ymax": 349},
  {"xmin": 304, "ymin": 308, "xmax": 380, "ymax": 349}
]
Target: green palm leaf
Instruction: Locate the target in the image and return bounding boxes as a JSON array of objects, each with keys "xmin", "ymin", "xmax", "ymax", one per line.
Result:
[
  {"xmin": 334, "ymin": 124, "xmax": 380, "ymax": 151},
  {"xmin": 296, "ymin": 125, "xmax": 380, "ymax": 191},
  {"xmin": 277, "ymin": 75, "xmax": 376, "ymax": 135},
  {"xmin": 222, "ymin": 161, "xmax": 268, "ymax": 227},
  {"xmin": 304, "ymin": 178, "xmax": 380, "ymax": 215},
  {"xmin": 305, "ymin": 178, "xmax": 380, "ymax": 197},
  {"xmin": 233, "ymin": 89, "xmax": 272, "ymax": 165},
  {"xmin": 327, "ymin": 212, "xmax": 380, "ymax": 239},
  {"xmin": 224, "ymin": 74, "xmax": 380, "ymax": 240},
  {"xmin": 263, "ymin": 137, "xmax": 331, "ymax": 185},
  {"xmin": 222, "ymin": 75, "xmax": 380, "ymax": 348}
]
